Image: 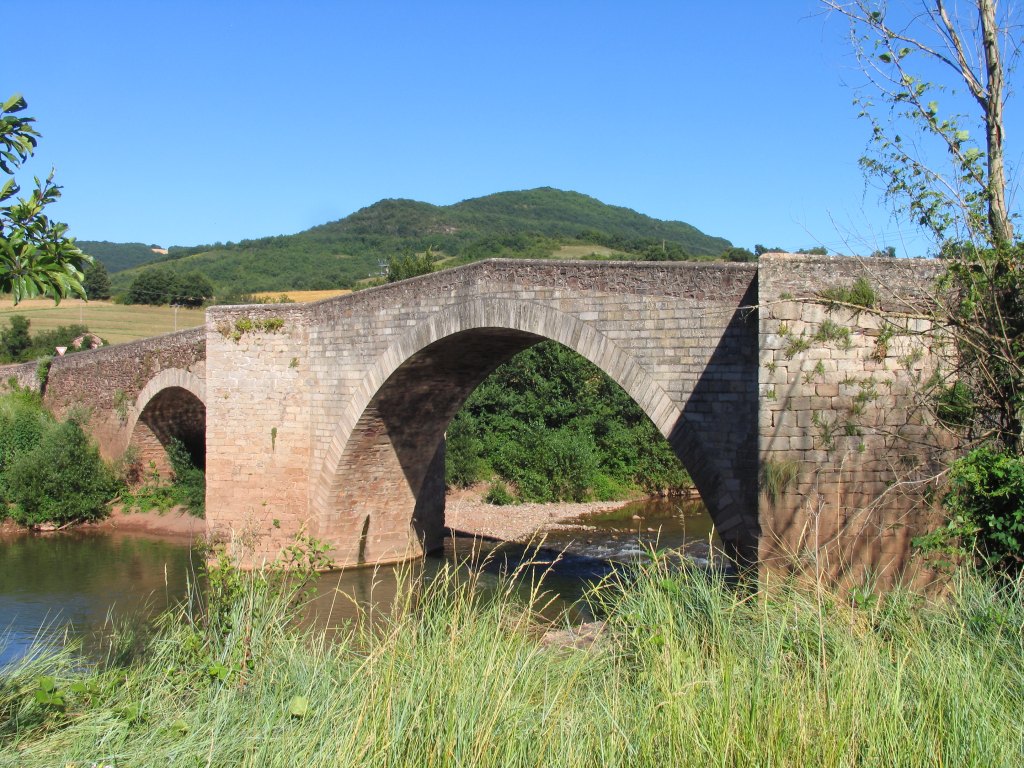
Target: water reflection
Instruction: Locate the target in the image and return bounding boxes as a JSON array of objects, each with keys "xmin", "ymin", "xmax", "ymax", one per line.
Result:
[{"xmin": 0, "ymin": 530, "xmax": 199, "ymax": 666}]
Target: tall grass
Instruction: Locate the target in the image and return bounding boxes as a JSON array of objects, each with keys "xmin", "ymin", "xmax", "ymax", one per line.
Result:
[{"xmin": 2, "ymin": 557, "xmax": 1022, "ymax": 767}]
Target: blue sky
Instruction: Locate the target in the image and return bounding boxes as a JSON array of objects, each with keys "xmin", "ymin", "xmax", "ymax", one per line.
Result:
[{"xmin": 8, "ymin": 1, "xmax": 1020, "ymax": 256}]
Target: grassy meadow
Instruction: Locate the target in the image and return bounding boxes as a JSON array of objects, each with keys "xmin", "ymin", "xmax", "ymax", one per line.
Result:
[
  {"xmin": 0, "ymin": 298, "xmax": 205, "ymax": 345},
  {"xmin": 0, "ymin": 291, "xmax": 353, "ymax": 347},
  {"xmin": 2, "ymin": 557, "xmax": 1022, "ymax": 767}
]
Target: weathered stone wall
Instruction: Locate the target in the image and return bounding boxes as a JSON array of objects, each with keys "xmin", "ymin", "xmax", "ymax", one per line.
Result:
[
  {"xmin": 0, "ymin": 361, "xmax": 41, "ymax": 393},
  {"xmin": 206, "ymin": 260, "xmax": 760, "ymax": 567},
  {"xmin": 758, "ymin": 254, "xmax": 952, "ymax": 587},
  {"xmin": 204, "ymin": 305, "xmax": 315, "ymax": 561}
]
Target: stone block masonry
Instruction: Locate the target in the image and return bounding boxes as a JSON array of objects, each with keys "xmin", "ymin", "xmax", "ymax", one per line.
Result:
[
  {"xmin": 758, "ymin": 254, "xmax": 953, "ymax": 588},
  {"xmin": 205, "ymin": 259, "xmax": 762, "ymax": 568}
]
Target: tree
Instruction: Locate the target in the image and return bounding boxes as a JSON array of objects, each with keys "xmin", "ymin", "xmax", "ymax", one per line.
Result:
[
  {"xmin": 823, "ymin": 0, "xmax": 1014, "ymax": 248},
  {"xmin": 825, "ymin": 0, "xmax": 1022, "ymax": 447},
  {"xmin": 0, "ymin": 94, "xmax": 90, "ymax": 303},
  {"xmin": 825, "ymin": 0, "xmax": 1024, "ymax": 568},
  {"xmin": 126, "ymin": 267, "xmax": 176, "ymax": 305},
  {"xmin": 724, "ymin": 247, "xmax": 756, "ymax": 263},
  {"xmin": 82, "ymin": 260, "xmax": 112, "ymax": 300},
  {"xmin": 386, "ymin": 247, "xmax": 437, "ymax": 282},
  {"xmin": 173, "ymin": 272, "xmax": 214, "ymax": 307},
  {"xmin": 0, "ymin": 314, "xmax": 30, "ymax": 361}
]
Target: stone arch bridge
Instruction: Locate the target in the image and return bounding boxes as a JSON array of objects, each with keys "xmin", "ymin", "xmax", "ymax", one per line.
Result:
[{"xmin": 0, "ymin": 256, "xmax": 950, "ymax": 584}]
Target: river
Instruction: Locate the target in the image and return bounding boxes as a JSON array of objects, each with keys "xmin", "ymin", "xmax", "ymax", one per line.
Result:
[{"xmin": 0, "ymin": 498, "xmax": 719, "ymax": 665}]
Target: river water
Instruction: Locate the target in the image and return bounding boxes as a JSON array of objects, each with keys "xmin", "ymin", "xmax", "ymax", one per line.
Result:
[{"xmin": 0, "ymin": 498, "xmax": 718, "ymax": 665}]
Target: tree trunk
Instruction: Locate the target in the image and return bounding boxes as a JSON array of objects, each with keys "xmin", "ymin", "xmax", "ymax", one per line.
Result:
[{"xmin": 979, "ymin": 0, "xmax": 1014, "ymax": 245}]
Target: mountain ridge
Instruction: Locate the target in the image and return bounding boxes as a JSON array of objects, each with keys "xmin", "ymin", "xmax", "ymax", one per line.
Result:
[{"xmin": 102, "ymin": 188, "xmax": 733, "ymax": 295}]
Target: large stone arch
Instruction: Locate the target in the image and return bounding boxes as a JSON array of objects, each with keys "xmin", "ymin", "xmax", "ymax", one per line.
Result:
[
  {"xmin": 313, "ymin": 297, "xmax": 742, "ymax": 566},
  {"xmin": 126, "ymin": 368, "xmax": 207, "ymax": 477}
]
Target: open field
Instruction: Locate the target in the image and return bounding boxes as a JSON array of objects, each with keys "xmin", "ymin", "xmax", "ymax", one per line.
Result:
[
  {"xmin": 0, "ymin": 291, "xmax": 355, "ymax": 346},
  {"xmin": 0, "ymin": 299, "xmax": 205, "ymax": 345},
  {"xmin": 252, "ymin": 289, "xmax": 352, "ymax": 303},
  {"xmin": 551, "ymin": 244, "xmax": 627, "ymax": 259}
]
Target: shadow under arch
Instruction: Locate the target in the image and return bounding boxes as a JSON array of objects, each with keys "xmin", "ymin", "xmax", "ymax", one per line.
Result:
[
  {"xmin": 126, "ymin": 369, "xmax": 207, "ymax": 472},
  {"xmin": 314, "ymin": 297, "xmax": 749, "ymax": 566}
]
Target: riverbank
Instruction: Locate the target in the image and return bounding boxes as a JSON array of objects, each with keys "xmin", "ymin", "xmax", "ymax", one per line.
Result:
[
  {"xmin": 444, "ymin": 485, "xmax": 637, "ymax": 541},
  {"xmin": 1, "ymin": 488, "xmax": 655, "ymax": 546},
  {"xmin": 0, "ymin": 506, "xmax": 202, "ymax": 542}
]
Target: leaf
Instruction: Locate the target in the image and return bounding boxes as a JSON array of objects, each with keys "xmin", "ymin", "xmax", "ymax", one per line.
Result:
[
  {"xmin": 36, "ymin": 675, "xmax": 56, "ymax": 693},
  {"xmin": 288, "ymin": 695, "xmax": 309, "ymax": 718},
  {"xmin": 955, "ymin": 129, "xmax": 970, "ymax": 142},
  {"xmin": 170, "ymin": 718, "xmax": 189, "ymax": 735},
  {"xmin": 2, "ymin": 93, "xmax": 27, "ymax": 113}
]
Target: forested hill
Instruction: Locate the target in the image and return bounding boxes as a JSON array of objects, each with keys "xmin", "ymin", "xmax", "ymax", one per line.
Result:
[
  {"xmin": 108, "ymin": 188, "xmax": 733, "ymax": 295},
  {"xmin": 77, "ymin": 241, "xmax": 166, "ymax": 273}
]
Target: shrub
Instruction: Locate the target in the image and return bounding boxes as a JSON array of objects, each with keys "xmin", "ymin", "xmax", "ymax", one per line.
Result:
[
  {"xmin": 483, "ymin": 480, "xmax": 515, "ymax": 506},
  {"xmin": 0, "ymin": 389, "xmax": 53, "ymax": 500},
  {"xmin": 944, "ymin": 446, "xmax": 1024, "ymax": 572},
  {"xmin": 5, "ymin": 420, "xmax": 117, "ymax": 526},
  {"xmin": 166, "ymin": 437, "xmax": 205, "ymax": 518}
]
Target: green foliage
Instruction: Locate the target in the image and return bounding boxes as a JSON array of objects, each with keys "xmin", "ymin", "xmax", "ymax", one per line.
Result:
[
  {"xmin": 0, "ymin": 315, "xmax": 99, "ymax": 364},
  {"xmin": 108, "ymin": 188, "xmax": 732, "ymax": 296},
  {"xmin": 483, "ymin": 480, "xmax": 514, "ymax": 506},
  {"xmin": 760, "ymin": 459, "xmax": 799, "ymax": 504},
  {"xmin": 81, "ymin": 259, "xmax": 112, "ymax": 300},
  {"xmin": 935, "ymin": 380, "xmax": 975, "ymax": 427},
  {"xmin": 0, "ymin": 388, "xmax": 51, "ymax": 500},
  {"xmin": 445, "ymin": 413, "xmax": 490, "ymax": 487},
  {"xmin": 125, "ymin": 266, "xmax": 214, "ymax": 306},
  {"xmin": 723, "ymin": 246, "xmax": 756, "ymax": 262},
  {"xmin": 4, "ymin": 419, "xmax": 116, "ymax": 526},
  {"xmin": 0, "ymin": 313, "xmax": 30, "ymax": 359},
  {"xmin": 938, "ymin": 244, "xmax": 1024, "ymax": 449},
  {"xmin": 386, "ymin": 248, "xmax": 437, "ymax": 282},
  {"xmin": 218, "ymin": 315, "xmax": 285, "ymax": 342},
  {"xmin": 812, "ymin": 318, "xmax": 853, "ymax": 349},
  {"xmin": 0, "ymin": 94, "xmax": 90, "ymax": 304},
  {"xmin": 166, "ymin": 437, "xmax": 205, "ymax": 517},
  {"xmin": 941, "ymin": 446, "xmax": 1024, "ymax": 572},
  {"xmin": 446, "ymin": 341, "xmax": 691, "ymax": 502},
  {"xmin": 120, "ymin": 438, "xmax": 205, "ymax": 518}
]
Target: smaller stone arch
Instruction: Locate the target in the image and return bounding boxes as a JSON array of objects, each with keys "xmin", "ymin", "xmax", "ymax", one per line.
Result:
[{"xmin": 125, "ymin": 369, "xmax": 207, "ymax": 478}]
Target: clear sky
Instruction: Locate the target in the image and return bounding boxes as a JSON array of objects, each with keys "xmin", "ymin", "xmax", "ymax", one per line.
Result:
[{"xmin": 8, "ymin": 1, "xmax": 1020, "ymax": 256}]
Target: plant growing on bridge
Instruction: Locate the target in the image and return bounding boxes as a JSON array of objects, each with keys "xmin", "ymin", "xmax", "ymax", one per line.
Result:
[{"xmin": 218, "ymin": 315, "xmax": 285, "ymax": 342}]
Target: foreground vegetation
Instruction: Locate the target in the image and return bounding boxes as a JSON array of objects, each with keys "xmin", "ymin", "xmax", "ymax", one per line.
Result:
[{"xmin": 1, "ymin": 554, "xmax": 1021, "ymax": 767}]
